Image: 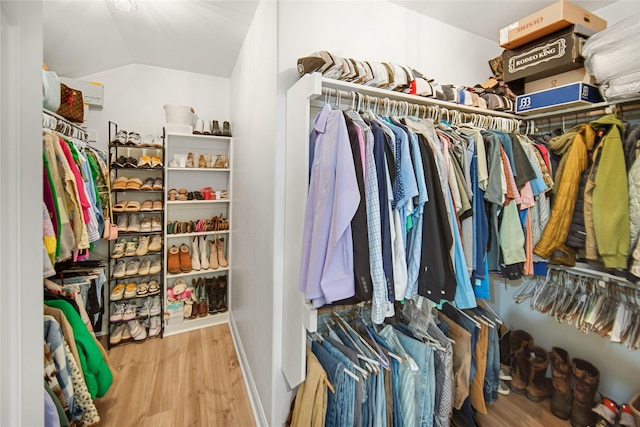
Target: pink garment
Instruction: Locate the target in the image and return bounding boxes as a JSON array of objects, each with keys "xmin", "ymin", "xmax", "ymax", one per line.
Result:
[
  {"xmin": 524, "ymin": 212, "xmax": 534, "ymax": 275},
  {"xmin": 500, "ymin": 146, "xmax": 522, "ymax": 205},
  {"xmin": 57, "ymin": 137, "xmax": 91, "ymax": 224},
  {"xmin": 519, "ymin": 182, "xmax": 536, "ymax": 209}
]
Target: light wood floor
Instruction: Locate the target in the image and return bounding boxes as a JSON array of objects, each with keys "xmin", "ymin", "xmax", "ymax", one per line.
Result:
[
  {"xmin": 477, "ymin": 391, "xmax": 571, "ymax": 427},
  {"xmin": 95, "ymin": 324, "xmax": 256, "ymax": 427}
]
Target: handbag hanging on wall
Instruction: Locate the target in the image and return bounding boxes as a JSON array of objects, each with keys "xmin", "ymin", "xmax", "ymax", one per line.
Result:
[{"xmin": 56, "ymin": 83, "xmax": 84, "ymax": 123}]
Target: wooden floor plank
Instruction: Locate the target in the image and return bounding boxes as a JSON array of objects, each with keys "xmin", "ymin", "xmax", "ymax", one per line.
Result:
[
  {"xmin": 95, "ymin": 324, "xmax": 256, "ymax": 427},
  {"xmin": 477, "ymin": 391, "xmax": 571, "ymax": 427}
]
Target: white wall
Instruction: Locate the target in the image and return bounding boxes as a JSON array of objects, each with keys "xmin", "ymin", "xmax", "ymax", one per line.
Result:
[
  {"xmin": 229, "ymin": 1, "xmax": 278, "ymax": 426},
  {"xmin": 595, "ymin": 0, "xmax": 640, "ymax": 25},
  {"xmin": 80, "ymin": 63, "xmax": 231, "ymax": 151},
  {"xmin": 0, "ymin": 1, "xmax": 44, "ymax": 425},
  {"xmin": 277, "ymin": 0, "xmax": 503, "ymax": 95}
]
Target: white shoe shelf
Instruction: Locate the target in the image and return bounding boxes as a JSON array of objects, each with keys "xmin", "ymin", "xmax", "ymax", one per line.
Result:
[{"xmin": 163, "ymin": 130, "xmax": 233, "ymax": 335}]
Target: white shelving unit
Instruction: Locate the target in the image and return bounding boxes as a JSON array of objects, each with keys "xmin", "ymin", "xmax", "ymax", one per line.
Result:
[{"xmin": 162, "ymin": 131, "xmax": 233, "ymax": 336}]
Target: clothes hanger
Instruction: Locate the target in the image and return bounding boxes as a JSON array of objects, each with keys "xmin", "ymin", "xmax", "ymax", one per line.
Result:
[
  {"xmin": 444, "ymin": 301, "xmax": 480, "ymax": 328},
  {"xmin": 332, "ymin": 312, "xmax": 388, "ymax": 370}
]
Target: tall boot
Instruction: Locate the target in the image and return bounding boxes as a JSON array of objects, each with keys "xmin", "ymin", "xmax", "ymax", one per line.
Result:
[
  {"xmin": 191, "ymin": 236, "xmax": 201, "ymax": 271},
  {"xmin": 525, "ymin": 346, "xmax": 552, "ymax": 402},
  {"xmin": 205, "ymin": 277, "xmax": 217, "ymax": 314},
  {"xmin": 571, "ymin": 358, "xmax": 600, "ymax": 427},
  {"xmin": 218, "ymin": 274, "xmax": 227, "ymax": 312},
  {"xmin": 199, "ymin": 235, "xmax": 209, "ymax": 270},
  {"xmin": 550, "ymin": 347, "xmax": 573, "ymax": 420},
  {"xmin": 509, "ymin": 330, "xmax": 534, "ymax": 394}
]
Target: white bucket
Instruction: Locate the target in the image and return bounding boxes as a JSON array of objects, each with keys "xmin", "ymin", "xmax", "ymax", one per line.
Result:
[{"xmin": 164, "ymin": 104, "xmax": 194, "ymax": 126}]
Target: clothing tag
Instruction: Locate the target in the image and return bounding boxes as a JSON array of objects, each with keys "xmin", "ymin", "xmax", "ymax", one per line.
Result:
[{"xmin": 500, "ymin": 28, "xmax": 509, "ymax": 44}]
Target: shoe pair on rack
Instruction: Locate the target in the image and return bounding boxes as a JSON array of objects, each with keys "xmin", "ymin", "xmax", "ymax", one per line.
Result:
[
  {"xmin": 192, "ymin": 120, "xmax": 232, "ymax": 137},
  {"xmin": 190, "ymin": 235, "xmax": 228, "ymax": 271},
  {"xmin": 167, "ymin": 244, "xmax": 192, "ymax": 274},
  {"xmin": 110, "ymin": 130, "xmax": 141, "ymax": 146},
  {"xmin": 205, "ymin": 275, "xmax": 228, "ymax": 314}
]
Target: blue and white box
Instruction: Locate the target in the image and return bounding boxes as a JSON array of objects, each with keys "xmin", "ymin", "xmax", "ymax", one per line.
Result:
[{"xmin": 516, "ymin": 82, "xmax": 603, "ymax": 114}]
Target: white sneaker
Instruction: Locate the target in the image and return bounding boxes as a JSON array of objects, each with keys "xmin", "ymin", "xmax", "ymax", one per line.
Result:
[
  {"xmin": 498, "ymin": 380, "xmax": 510, "ymax": 395},
  {"xmin": 127, "ymin": 319, "xmax": 147, "ymax": 341},
  {"xmin": 136, "ymin": 236, "xmax": 149, "ymax": 256},
  {"xmin": 110, "ymin": 303, "xmax": 125, "ymax": 322},
  {"xmin": 149, "ymin": 296, "xmax": 161, "ymax": 316},
  {"xmin": 125, "ymin": 239, "xmax": 138, "ymax": 257},
  {"xmin": 148, "ymin": 316, "xmax": 161, "ymax": 337},
  {"xmin": 499, "ymin": 367, "xmax": 513, "ymax": 381},
  {"xmin": 140, "ymin": 217, "xmax": 152, "ymax": 233},
  {"xmin": 138, "ymin": 258, "xmax": 151, "ymax": 275},
  {"xmin": 148, "ymin": 280, "xmax": 160, "ymax": 295},
  {"xmin": 112, "ymin": 260, "xmax": 126, "ymax": 278},
  {"xmin": 127, "ymin": 214, "xmax": 141, "ymax": 232},
  {"xmin": 151, "ymin": 217, "xmax": 162, "ymax": 232},
  {"xmin": 148, "ymin": 234, "xmax": 162, "ymax": 252},
  {"xmin": 149, "ymin": 259, "xmax": 162, "ymax": 275},
  {"xmin": 117, "ymin": 214, "xmax": 129, "ymax": 232},
  {"xmin": 122, "ymin": 303, "xmax": 136, "ymax": 321},
  {"xmin": 109, "ymin": 323, "xmax": 127, "ymax": 345},
  {"xmin": 138, "ymin": 298, "xmax": 151, "ymax": 317},
  {"xmin": 111, "ymin": 239, "xmax": 126, "ymax": 259},
  {"xmin": 125, "ymin": 258, "xmax": 141, "ymax": 276}
]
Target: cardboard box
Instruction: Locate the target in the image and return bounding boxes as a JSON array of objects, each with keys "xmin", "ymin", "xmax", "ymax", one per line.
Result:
[
  {"xmin": 503, "ymin": 25, "xmax": 593, "ymax": 83},
  {"xmin": 524, "ymin": 68, "xmax": 596, "ymax": 93},
  {"xmin": 516, "ymin": 82, "xmax": 603, "ymax": 115},
  {"xmin": 499, "ymin": 0, "xmax": 606, "ymax": 50}
]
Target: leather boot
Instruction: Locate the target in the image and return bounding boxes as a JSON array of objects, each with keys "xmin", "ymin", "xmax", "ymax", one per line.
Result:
[
  {"xmin": 525, "ymin": 346, "xmax": 552, "ymax": 402},
  {"xmin": 206, "ymin": 277, "xmax": 217, "ymax": 314},
  {"xmin": 550, "ymin": 347, "xmax": 573, "ymax": 420},
  {"xmin": 499, "ymin": 328, "xmax": 511, "ymax": 365},
  {"xmin": 216, "ymin": 238, "xmax": 228, "ymax": 268},
  {"xmin": 222, "ymin": 121, "xmax": 232, "ymax": 137},
  {"xmin": 571, "ymin": 358, "xmax": 600, "ymax": 427},
  {"xmin": 218, "ymin": 274, "xmax": 227, "ymax": 312},
  {"xmin": 211, "ymin": 120, "xmax": 222, "ymax": 136},
  {"xmin": 510, "ymin": 348, "xmax": 531, "ymax": 394},
  {"xmin": 509, "ymin": 330, "xmax": 534, "ymax": 394}
]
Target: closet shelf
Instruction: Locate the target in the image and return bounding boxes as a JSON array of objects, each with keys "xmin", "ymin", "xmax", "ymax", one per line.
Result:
[
  {"xmin": 317, "ymin": 74, "xmax": 520, "ymax": 119},
  {"xmin": 522, "ymin": 97, "xmax": 640, "ymax": 120},
  {"xmin": 109, "ymin": 143, "xmax": 164, "ymax": 150},
  {"xmin": 110, "ymin": 166, "xmax": 164, "ymax": 172},
  {"xmin": 166, "ymin": 200, "xmax": 230, "ymax": 205},
  {"xmin": 111, "ymin": 189, "xmax": 164, "ymax": 193},
  {"xmin": 163, "ymin": 311, "xmax": 229, "ymax": 337},
  {"xmin": 164, "ymin": 132, "xmax": 232, "ymax": 141},
  {"xmin": 110, "ymin": 271, "xmax": 163, "ymax": 281},
  {"xmin": 166, "ymin": 167, "xmax": 230, "ymax": 172},
  {"xmin": 166, "ymin": 266, "xmax": 230, "ymax": 279},
  {"xmin": 109, "ymin": 253, "xmax": 162, "ymax": 261},
  {"xmin": 166, "ymin": 230, "xmax": 230, "ymax": 239}
]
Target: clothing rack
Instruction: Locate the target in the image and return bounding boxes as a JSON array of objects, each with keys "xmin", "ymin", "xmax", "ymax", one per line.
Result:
[
  {"xmin": 43, "ymin": 108, "xmax": 88, "ymax": 141},
  {"xmin": 318, "ymin": 87, "xmax": 523, "ymax": 133}
]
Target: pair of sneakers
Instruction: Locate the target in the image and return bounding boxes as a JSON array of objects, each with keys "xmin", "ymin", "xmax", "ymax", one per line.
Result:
[
  {"xmin": 112, "ymin": 258, "xmax": 146, "ymax": 278},
  {"xmin": 110, "ymin": 302, "xmax": 136, "ymax": 322},
  {"xmin": 109, "ymin": 320, "xmax": 146, "ymax": 345},
  {"xmin": 117, "ymin": 214, "xmax": 141, "ymax": 233}
]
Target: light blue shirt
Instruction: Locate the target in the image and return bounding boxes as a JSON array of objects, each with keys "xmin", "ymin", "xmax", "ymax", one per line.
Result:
[{"xmin": 299, "ymin": 105, "xmax": 360, "ymax": 307}]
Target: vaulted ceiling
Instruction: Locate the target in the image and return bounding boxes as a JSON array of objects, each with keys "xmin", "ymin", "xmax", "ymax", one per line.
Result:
[{"xmin": 43, "ymin": 0, "xmax": 615, "ymax": 79}]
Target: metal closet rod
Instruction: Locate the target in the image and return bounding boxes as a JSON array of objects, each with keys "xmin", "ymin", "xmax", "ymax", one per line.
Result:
[
  {"xmin": 43, "ymin": 108, "xmax": 88, "ymax": 140},
  {"xmin": 318, "ymin": 87, "xmax": 524, "ymax": 132},
  {"xmin": 549, "ymin": 264, "xmax": 639, "ymax": 291},
  {"xmin": 522, "ymin": 98, "xmax": 640, "ymax": 122}
]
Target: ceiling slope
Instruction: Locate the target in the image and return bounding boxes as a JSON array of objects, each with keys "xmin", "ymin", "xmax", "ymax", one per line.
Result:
[{"xmin": 43, "ymin": 0, "xmax": 259, "ymax": 78}]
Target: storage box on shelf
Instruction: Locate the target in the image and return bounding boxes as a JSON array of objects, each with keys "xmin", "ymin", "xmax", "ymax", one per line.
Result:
[
  {"xmin": 162, "ymin": 130, "xmax": 233, "ymax": 335},
  {"xmin": 499, "ymin": 0, "xmax": 607, "ymax": 50},
  {"xmin": 503, "ymin": 24, "xmax": 595, "ymax": 84},
  {"xmin": 107, "ymin": 122, "xmax": 165, "ymax": 347}
]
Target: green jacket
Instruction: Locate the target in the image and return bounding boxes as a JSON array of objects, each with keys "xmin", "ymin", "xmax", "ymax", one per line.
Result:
[
  {"xmin": 590, "ymin": 114, "xmax": 629, "ymax": 268},
  {"xmin": 44, "ymin": 299, "xmax": 113, "ymax": 398}
]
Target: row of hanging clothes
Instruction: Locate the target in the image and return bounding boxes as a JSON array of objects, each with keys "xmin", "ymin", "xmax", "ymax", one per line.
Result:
[
  {"xmin": 298, "ymin": 88, "xmax": 554, "ymax": 325},
  {"xmin": 43, "ymin": 110, "xmax": 111, "ymax": 276},
  {"xmin": 44, "ymin": 261, "xmax": 114, "ymax": 427},
  {"xmin": 287, "ymin": 299, "xmax": 504, "ymax": 427}
]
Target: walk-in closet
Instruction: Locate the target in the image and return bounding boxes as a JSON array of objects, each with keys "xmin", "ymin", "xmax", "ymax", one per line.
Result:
[{"xmin": 2, "ymin": 1, "xmax": 640, "ymax": 426}]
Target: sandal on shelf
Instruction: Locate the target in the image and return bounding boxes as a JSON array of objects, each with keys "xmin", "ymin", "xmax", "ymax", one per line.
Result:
[
  {"xmin": 151, "ymin": 156, "xmax": 163, "ymax": 169},
  {"xmin": 112, "ymin": 176, "xmax": 128, "ymax": 190},
  {"xmin": 220, "ymin": 190, "xmax": 229, "ymax": 199},
  {"xmin": 112, "ymin": 201, "xmax": 127, "ymax": 213},
  {"xmin": 198, "ymin": 155, "xmax": 206, "ymax": 168},
  {"xmin": 124, "ymin": 200, "xmax": 141, "ymax": 212},
  {"xmin": 137, "ymin": 156, "xmax": 152, "ymax": 168},
  {"xmin": 193, "ymin": 191, "xmax": 204, "ymax": 200},
  {"xmin": 186, "ymin": 152, "xmax": 194, "ymax": 168},
  {"xmin": 168, "ymin": 188, "xmax": 178, "ymax": 201},
  {"xmin": 205, "ymin": 154, "xmax": 212, "ymax": 168},
  {"xmin": 125, "ymin": 157, "xmax": 138, "ymax": 168},
  {"xmin": 152, "ymin": 200, "xmax": 163, "ymax": 210},
  {"xmin": 213, "ymin": 154, "xmax": 227, "ymax": 169},
  {"xmin": 140, "ymin": 177, "xmax": 154, "ymax": 191},
  {"xmin": 140, "ymin": 200, "xmax": 153, "ymax": 212}
]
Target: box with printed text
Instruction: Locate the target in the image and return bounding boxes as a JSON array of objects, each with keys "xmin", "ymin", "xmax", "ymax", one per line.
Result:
[{"xmin": 515, "ymin": 82, "xmax": 603, "ymax": 115}]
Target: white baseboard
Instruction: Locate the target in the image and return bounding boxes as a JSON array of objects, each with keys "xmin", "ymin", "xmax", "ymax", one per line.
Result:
[{"xmin": 229, "ymin": 312, "xmax": 269, "ymax": 427}]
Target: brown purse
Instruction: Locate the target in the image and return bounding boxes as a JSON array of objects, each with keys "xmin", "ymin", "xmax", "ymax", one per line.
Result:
[{"xmin": 56, "ymin": 83, "xmax": 84, "ymax": 123}]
